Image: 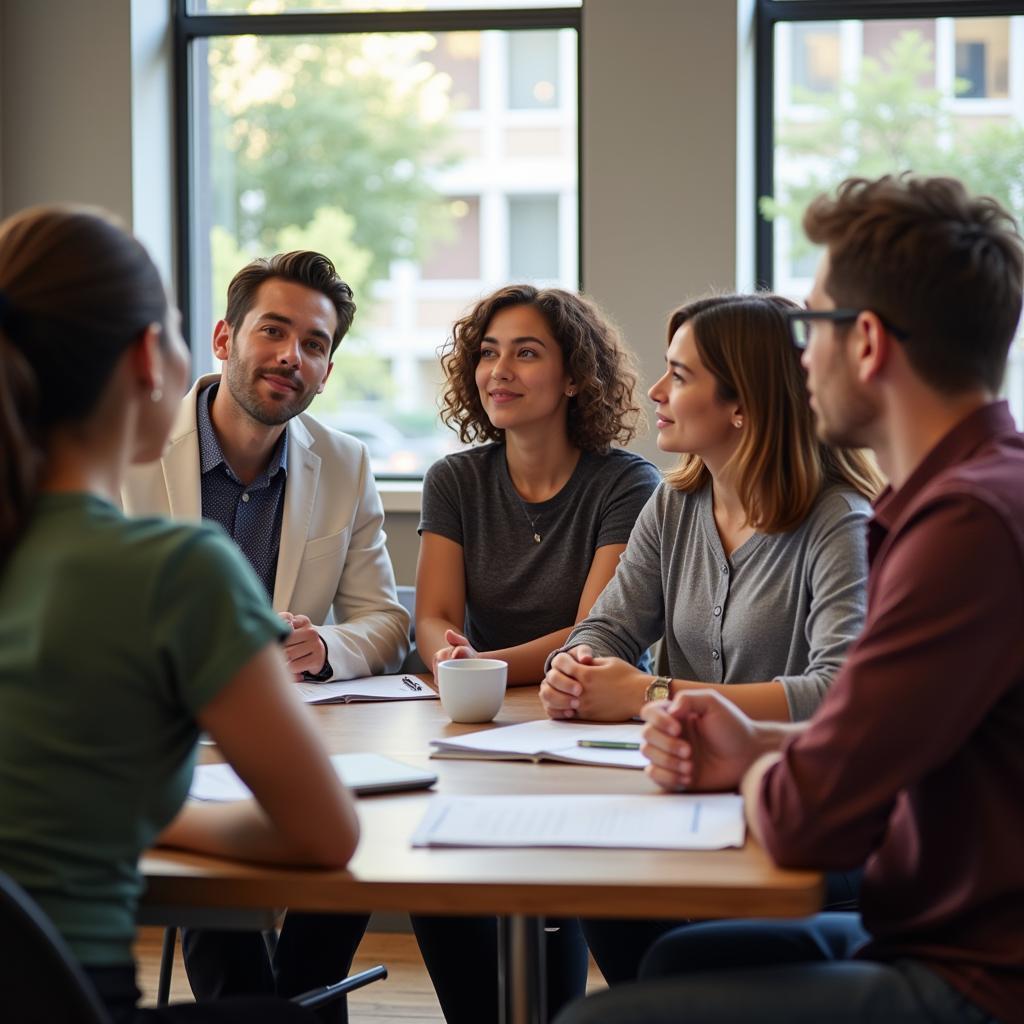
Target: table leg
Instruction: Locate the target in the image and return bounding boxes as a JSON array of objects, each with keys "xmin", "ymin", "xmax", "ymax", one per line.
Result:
[
  {"xmin": 497, "ymin": 914, "xmax": 547, "ymax": 1024},
  {"xmin": 157, "ymin": 926, "xmax": 177, "ymax": 1007}
]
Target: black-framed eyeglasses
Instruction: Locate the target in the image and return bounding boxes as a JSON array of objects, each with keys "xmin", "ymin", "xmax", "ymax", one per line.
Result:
[{"xmin": 786, "ymin": 309, "xmax": 910, "ymax": 350}]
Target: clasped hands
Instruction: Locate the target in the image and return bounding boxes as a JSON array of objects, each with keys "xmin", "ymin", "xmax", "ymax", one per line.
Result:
[
  {"xmin": 540, "ymin": 645, "xmax": 651, "ymax": 721},
  {"xmin": 640, "ymin": 689, "xmax": 765, "ymax": 793}
]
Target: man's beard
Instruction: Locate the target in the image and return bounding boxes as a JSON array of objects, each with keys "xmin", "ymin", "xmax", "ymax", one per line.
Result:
[
  {"xmin": 813, "ymin": 389, "xmax": 875, "ymax": 450},
  {"xmin": 226, "ymin": 356, "xmax": 318, "ymax": 426}
]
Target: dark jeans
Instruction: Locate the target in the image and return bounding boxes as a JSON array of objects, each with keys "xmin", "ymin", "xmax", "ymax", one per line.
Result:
[
  {"xmin": 85, "ymin": 965, "xmax": 315, "ymax": 1024},
  {"xmin": 554, "ymin": 913, "xmax": 998, "ymax": 1024},
  {"xmin": 582, "ymin": 868, "xmax": 863, "ymax": 985},
  {"xmin": 182, "ymin": 912, "xmax": 370, "ymax": 1024},
  {"xmin": 410, "ymin": 914, "xmax": 589, "ymax": 1024}
]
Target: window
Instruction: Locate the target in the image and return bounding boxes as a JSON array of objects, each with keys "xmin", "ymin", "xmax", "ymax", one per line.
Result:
[
  {"xmin": 757, "ymin": 1, "xmax": 1024, "ymax": 426},
  {"xmin": 954, "ymin": 18, "xmax": 1010, "ymax": 100},
  {"xmin": 176, "ymin": 2, "xmax": 581, "ymax": 477},
  {"xmin": 507, "ymin": 29, "xmax": 560, "ymax": 108},
  {"xmin": 790, "ymin": 22, "xmax": 841, "ymax": 96},
  {"xmin": 508, "ymin": 195, "xmax": 560, "ymax": 279}
]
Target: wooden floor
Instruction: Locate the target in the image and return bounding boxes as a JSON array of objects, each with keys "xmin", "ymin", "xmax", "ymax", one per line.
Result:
[{"xmin": 135, "ymin": 926, "xmax": 605, "ymax": 1021}]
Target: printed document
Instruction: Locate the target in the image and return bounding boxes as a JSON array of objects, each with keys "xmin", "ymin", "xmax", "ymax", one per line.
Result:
[{"xmin": 411, "ymin": 794, "xmax": 745, "ymax": 850}]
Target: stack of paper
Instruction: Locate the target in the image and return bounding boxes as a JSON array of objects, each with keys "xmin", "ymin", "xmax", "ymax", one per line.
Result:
[
  {"xmin": 411, "ymin": 794, "xmax": 745, "ymax": 850},
  {"xmin": 191, "ymin": 753, "xmax": 437, "ymax": 800},
  {"xmin": 430, "ymin": 720, "xmax": 648, "ymax": 769},
  {"xmin": 296, "ymin": 674, "xmax": 439, "ymax": 705}
]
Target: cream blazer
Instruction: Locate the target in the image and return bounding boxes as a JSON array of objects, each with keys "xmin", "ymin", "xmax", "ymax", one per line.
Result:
[{"xmin": 122, "ymin": 375, "xmax": 410, "ymax": 680}]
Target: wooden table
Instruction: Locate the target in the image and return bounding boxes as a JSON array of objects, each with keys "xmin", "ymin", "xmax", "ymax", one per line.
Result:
[{"xmin": 141, "ymin": 687, "xmax": 822, "ymax": 1023}]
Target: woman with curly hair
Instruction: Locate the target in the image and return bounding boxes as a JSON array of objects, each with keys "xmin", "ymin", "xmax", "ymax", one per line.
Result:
[
  {"xmin": 415, "ymin": 284, "xmax": 661, "ymax": 686},
  {"xmin": 411, "ymin": 285, "xmax": 660, "ymax": 1022}
]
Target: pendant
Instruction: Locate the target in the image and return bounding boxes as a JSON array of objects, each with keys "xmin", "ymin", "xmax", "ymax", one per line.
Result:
[{"xmin": 533, "ymin": 533, "xmax": 542, "ymax": 543}]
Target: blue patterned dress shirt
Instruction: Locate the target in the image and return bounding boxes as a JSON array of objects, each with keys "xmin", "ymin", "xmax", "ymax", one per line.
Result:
[{"xmin": 196, "ymin": 382, "xmax": 287, "ymax": 600}]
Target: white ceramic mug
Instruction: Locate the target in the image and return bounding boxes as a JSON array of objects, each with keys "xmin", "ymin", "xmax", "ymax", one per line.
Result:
[{"xmin": 436, "ymin": 658, "xmax": 508, "ymax": 724}]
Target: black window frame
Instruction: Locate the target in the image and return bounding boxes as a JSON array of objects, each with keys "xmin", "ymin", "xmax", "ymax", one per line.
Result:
[
  {"xmin": 755, "ymin": 0, "xmax": 1024, "ymax": 288},
  {"xmin": 172, "ymin": 0, "xmax": 583, "ymax": 368}
]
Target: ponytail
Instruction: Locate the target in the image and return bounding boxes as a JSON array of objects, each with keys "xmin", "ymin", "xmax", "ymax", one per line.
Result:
[
  {"xmin": 0, "ymin": 205, "xmax": 167, "ymax": 560},
  {"xmin": 0, "ymin": 317, "xmax": 43, "ymax": 554}
]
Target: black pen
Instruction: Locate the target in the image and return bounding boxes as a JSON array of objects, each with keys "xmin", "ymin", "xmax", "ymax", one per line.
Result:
[{"xmin": 402, "ymin": 675, "xmax": 423, "ymax": 691}]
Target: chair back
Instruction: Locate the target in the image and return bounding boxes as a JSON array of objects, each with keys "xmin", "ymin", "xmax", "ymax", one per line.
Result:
[
  {"xmin": 396, "ymin": 584, "xmax": 429, "ymax": 672},
  {"xmin": 0, "ymin": 870, "xmax": 111, "ymax": 1024},
  {"xmin": 396, "ymin": 584, "xmax": 416, "ymax": 640}
]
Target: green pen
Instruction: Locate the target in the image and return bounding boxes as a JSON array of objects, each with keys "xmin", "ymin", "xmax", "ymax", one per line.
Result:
[{"xmin": 577, "ymin": 739, "xmax": 641, "ymax": 750}]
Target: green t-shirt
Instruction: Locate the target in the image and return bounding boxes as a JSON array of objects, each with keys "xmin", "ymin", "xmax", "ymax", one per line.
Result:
[{"xmin": 0, "ymin": 493, "xmax": 286, "ymax": 967}]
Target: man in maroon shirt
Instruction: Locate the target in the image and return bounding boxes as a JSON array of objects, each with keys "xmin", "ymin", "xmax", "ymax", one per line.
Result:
[{"xmin": 555, "ymin": 176, "xmax": 1024, "ymax": 1024}]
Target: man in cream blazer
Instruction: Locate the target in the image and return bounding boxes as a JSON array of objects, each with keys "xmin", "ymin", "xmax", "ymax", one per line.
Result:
[
  {"xmin": 124, "ymin": 249, "xmax": 408, "ymax": 683},
  {"xmin": 123, "ymin": 371, "xmax": 409, "ymax": 680}
]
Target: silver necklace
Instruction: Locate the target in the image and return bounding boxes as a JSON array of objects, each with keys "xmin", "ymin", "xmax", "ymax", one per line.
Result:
[{"xmin": 519, "ymin": 500, "xmax": 543, "ymax": 544}]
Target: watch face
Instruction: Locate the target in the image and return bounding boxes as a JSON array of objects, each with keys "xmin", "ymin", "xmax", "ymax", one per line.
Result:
[{"xmin": 646, "ymin": 680, "xmax": 670, "ymax": 703}]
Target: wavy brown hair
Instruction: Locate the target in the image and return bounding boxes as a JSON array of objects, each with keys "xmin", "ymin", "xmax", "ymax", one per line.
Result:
[
  {"xmin": 438, "ymin": 285, "xmax": 643, "ymax": 452},
  {"xmin": 804, "ymin": 174, "xmax": 1023, "ymax": 394},
  {"xmin": 225, "ymin": 250, "xmax": 356, "ymax": 356},
  {"xmin": 664, "ymin": 294, "xmax": 884, "ymax": 532}
]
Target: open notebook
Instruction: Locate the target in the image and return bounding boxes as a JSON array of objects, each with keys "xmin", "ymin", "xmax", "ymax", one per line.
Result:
[
  {"xmin": 191, "ymin": 753, "xmax": 438, "ymax": 800},
  {"xmin": 430, "ymin": 720, "xmax": 648, "ymax": 769},
  {"xmin": 295, "ymin": 674, "xmax": 439, "ymax": 705}
]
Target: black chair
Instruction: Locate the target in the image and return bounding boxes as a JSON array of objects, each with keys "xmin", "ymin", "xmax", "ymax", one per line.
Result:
[
  {"xmin": 0, "ymin": 871, "xmax": 386, "ymax": 1023},
  {"xmin": 0, "ymin": 868, "xmax": 110, "ymax": 1024}
]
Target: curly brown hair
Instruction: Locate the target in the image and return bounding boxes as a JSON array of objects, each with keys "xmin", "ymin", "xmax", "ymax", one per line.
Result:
[{"xmin": 438, "ymin": 284, "xmax": 643, "ymax": 452}]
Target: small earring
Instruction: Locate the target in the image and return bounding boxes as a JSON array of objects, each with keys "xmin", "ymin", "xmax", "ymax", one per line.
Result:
[
  {"xmin": 566, "ymin": 387, "xmax": 576, "ymax": 397},
  {"xmin": 733, "ymin": 419, "xmax": 742, "ymax": 429},
  {"xmin": 151, "ymin": 387, "xmax": 163, "ymax": 403}
]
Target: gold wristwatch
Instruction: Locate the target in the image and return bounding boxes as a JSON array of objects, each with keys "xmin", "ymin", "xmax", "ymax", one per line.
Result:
[{"xmin": 644, "ymin": 675, "xmax": 672, "ymax": 704}]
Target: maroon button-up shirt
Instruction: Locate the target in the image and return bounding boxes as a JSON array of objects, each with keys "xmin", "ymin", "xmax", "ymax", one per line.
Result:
[{"xmin": 758, "ymin": 402, "xmax": 1024, "ymax": 1023}]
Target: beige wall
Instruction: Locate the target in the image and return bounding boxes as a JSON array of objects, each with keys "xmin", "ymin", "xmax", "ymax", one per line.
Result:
[
  {"xmin": 0, "ymin": 0, "xmax": 751, "ymax": 585},
  {"xmin": 0, "ymin": 1, "xmax": 134, "ymax": 221},
  {"xmin": 581, "ymin": 0, "xmax": 745, "ymax": 466}
]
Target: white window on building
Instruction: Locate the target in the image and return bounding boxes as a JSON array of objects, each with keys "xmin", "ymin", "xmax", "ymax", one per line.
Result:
[
  {"xmin": 955, "ymin": 17, "xmax": 1010, "ymax": 99},
  {"xmin": 790, "ymin": 22, "xmax": 841, "ymax": 96},
  {"xmin": 508, "ymin": 195, "xmax": 559, "ymax": 280},
  {"xmin": 507, "ymin": 30, "xmax": 560, "ymax": 109}
]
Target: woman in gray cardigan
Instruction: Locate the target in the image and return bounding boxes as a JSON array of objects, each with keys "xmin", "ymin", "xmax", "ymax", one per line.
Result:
[
  {"xmin": 541, "ymin": 293, "xmax": 883, "ymax": 985},
  {"xmin": 541, "ymin": 293, "xmax": 883, "ymax": 726}
]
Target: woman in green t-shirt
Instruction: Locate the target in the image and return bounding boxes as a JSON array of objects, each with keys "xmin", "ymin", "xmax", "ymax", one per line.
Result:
[{"xmin": 0, "ymin": 205, "xmax": 358, "ymax": 1023}]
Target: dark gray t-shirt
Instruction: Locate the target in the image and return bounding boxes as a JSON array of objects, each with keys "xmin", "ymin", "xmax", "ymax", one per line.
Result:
[{"xmin": 419, "ymin": 443, "xmax": 661, "ymax": 653}]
